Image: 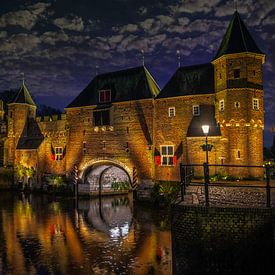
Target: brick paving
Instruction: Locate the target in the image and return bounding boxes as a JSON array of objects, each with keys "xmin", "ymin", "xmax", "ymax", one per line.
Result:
[{"xmin": 181, "ymin": 180, "xmax": 275, "ymax": 207}]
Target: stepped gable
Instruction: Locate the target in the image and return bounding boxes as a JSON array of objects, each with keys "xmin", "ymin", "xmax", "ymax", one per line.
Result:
[
  {"xmin": 187, "ymin": 105, "xmax": 221, "ymax": 137},
  {"xmin": 215, "ymin": 11, "xmax": 263, "ymax": 59},
  {"xmin": 17, "ymin": 118, "xmax": 44, "ymax": 150},
  {"xmin": 67, "ymin": 66, "xmax": 160, "ymax": 108},
  {"xmin": 158, "ymin": 63, "xmax": 214, "ymax": 99},
  {"xmin": 10, "ymin": 80, "xmax": 36, "ymax": 106}
]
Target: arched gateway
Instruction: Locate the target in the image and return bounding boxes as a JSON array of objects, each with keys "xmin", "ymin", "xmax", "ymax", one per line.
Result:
[{"xmin": 78, "ymin": 159, "xmax": 133, "ymax": 194}]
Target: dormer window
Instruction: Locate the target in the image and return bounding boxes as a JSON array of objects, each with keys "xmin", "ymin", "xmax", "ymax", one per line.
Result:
[{"xmin": 99, "ymin": 90, "xmax": 111, "ymax": 103}]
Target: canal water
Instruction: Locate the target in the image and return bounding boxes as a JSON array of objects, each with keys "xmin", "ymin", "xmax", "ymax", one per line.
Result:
[{"xmin": 0, "ymin": 192, "xmax": 172, "ymax": 275}]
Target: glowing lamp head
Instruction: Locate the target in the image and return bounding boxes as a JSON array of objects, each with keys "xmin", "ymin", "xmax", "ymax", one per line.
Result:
[{"xmin": 202, "ymin": 125, "xmax": 210, "ymax": 135}]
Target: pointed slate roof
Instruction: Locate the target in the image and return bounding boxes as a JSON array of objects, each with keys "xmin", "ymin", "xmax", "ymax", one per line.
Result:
[
  {"xmin": 215, "ymin": 11, "xmax": 263, "ymax": 59},
  {"xmin": 10, "ymin": 80, "xmax": 36, "ymax": 106},
  {"xmin": 17, "ymin": 118, "xmax": 44, "ymax": 150},
  {"xmin": 66, "ymin": 66, "xmax": 160, "ymax": 108},
  {"xmin": 187, "ymin": 105, "xmax": 221, "ymax": 137},
  {"xmin": 157, "ymin": 63, "xmax": 214, "ymax": 99}
]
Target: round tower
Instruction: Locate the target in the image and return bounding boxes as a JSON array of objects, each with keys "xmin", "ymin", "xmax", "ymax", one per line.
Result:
[
  {"xmin": 7, "ymin": 80, "xmax": 36, "ymax": 165},
  {"xmin": 212, "ymin": 11, "xmax": 265, "ymax": 177}
]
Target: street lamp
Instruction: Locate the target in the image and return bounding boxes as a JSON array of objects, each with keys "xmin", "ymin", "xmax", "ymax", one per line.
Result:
[
  {"xmin": 202, "ymin": 124, "xmax": 210, "ymax": 207},
  {"xmin": 202, "ymin": 125, "xmax": 210, "ymax": 164}
]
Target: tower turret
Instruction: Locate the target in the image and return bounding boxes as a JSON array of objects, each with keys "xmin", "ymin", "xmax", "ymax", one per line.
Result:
[
  {"xmin": 7, "ymin": 79, "xmax": 36, "ymax": 164},
  {"xmin": 212, "ymin": 11, "xmax": 265, "ymax": 175}
]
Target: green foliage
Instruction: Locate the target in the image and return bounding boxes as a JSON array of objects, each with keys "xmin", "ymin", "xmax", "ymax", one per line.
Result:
[
  {"xmin": 152, "ymin": 181, "xmax": 180, "ymax": 205},
  {"xmin": 210, "ymin": 173, "xmax": 260, "ymax": 182},
  {"xmin": 111, "ymin": 181, "xmax": 130, "ymax": 191},
  {"xmin": 49, "ymin": 174, "xmax": 66, "ymax": 186},
  {"xmin": 16, "ymin": 164, "xmax": 35, "ymax": 179},
  {"xmin": 44, "ymin": 174, "xmax": 72, "ymax": 194}
]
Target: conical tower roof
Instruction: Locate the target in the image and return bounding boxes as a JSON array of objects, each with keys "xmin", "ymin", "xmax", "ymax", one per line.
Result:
[
  {"xmin": 214, "ymin": 11, "xmax": 263, "ymax": 59},
  {"xmin": 11, "ymin": 80, "xmax": 36, "ymax": 106}
]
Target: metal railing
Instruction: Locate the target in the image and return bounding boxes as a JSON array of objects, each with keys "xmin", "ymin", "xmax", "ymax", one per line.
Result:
[{"xmin": 180, "ymin": 163, "xmax": 275, "ymax": 208}]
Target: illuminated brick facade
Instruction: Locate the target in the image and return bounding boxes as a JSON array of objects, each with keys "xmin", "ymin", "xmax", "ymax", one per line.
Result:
[{"xmin": 0, "ymin": 11, "xmax": 266, "ymax": 186}]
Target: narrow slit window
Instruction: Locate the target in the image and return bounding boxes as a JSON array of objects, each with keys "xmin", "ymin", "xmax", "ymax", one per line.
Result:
[
  {"xmin": 253, "ymin": 98, "xmax": 259, "ymax": 110},
  {"xmin": 234, "ymin": 102, "xmax": 240, "ymax": 108},
  {"xmin": 219, "ymin": 100, "xmax": 225, "ymax": 111},
  {"xmin": 192, "ymin": 105, "xmax": 200, "ymax": 116},
  {"xmin": 234, "ymin": 69, "xmax": 240, "ymax": 79},
  {"xmin": 237, "ymin": 150, "xmax": 241, "ymax": 159},
  {"xmin": 83, "ymin": 141, "xmax": 86, "ymax": 154},
  {"xmin": 168, "ymin": 107, "xmax": 175, "ymax": 117}
]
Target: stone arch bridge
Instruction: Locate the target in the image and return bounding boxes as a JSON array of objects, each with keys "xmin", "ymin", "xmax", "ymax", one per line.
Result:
[{"xmin": 77, "ymin": 158, "xmax": 136, "ymax": 195}]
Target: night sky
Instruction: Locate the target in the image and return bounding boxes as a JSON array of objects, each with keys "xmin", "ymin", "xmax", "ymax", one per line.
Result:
[{"xmin": 0, "ymin": 0, "xmax": 274, "ymax": 145}]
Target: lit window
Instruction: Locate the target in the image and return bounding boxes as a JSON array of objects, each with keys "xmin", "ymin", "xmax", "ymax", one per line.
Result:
[
  {"xmin": 219, "ymin": 100, "xmax": 225, "ymax": 111},
  {"xmin": 253, "ymin": 98, "xmax": 259, "ymax": 110},
  {"xmin": 99, "ymin": 90, "xmax": 111, "ymax": 103},
  {"xmin": 93, "ymin": 110, "xmax": 110, "ymax": 126},
  {"xmin": 192, "ymin": 105, "xmax": 200, "ymax": 116},
  {"xmin": 234, "ymin": 69, "xmax": 240, "ymax": 78},
  {"xmin": 55, "ymin": 147, "xmax": 63, "ymax": 161},
  {"xmin": 234, "ymin": 101, "xmax": 240, "ymax": 108},
  {"xmin": 168, "ymin": 107, "xmax": 175, "ymax": 117},
  {"xmin": 160, "ymin": 145, "xmax": 174, "ymax": 166}
]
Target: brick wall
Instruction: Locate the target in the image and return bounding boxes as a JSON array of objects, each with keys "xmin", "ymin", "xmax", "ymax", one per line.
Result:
[
  {"xmin": 154, "ymin": 95, "xmax": 215, "ymax": 181},
  {"xmin": 65, "ymin": 99, "xmax": 155, "ymax": 184},
  {"xmin": 171, "ymin": 205, "xmax": 275, "ymax": 275}
]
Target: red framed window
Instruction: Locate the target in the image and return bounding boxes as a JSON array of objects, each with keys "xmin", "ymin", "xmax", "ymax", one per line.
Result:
[{"xmin": 99, "ymin": 90, "xmax": 111, "ymax": 103}]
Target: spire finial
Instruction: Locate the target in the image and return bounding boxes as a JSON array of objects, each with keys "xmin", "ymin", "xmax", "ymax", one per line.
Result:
[
  {"xmin": 234, "ymin": 0, "xmax": 238, "ymax": 11},
  {"xmin": 95, "ymin": 65, "xmax": 99, "ymax": 75},
  {"xmin": 141, "ymin": 49, "xmax": 145, "ymax": 66},
  {"xmin": 21, "ymin": 72, "xmax": 25, "ymax": 85},
  {"xmin": 176, "ymin": 50, "xmax": 181, "ymax": 68}
]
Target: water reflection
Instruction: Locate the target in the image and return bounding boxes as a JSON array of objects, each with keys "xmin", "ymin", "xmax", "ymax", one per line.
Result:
[{"xmin": 0, "ymin": 193, "xmax": 171, "ymax": 274}]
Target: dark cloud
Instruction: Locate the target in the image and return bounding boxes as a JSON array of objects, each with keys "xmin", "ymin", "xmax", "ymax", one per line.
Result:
[{"xmin": 0, "ymin": 0, "xmax": 274, "ymax": 144}]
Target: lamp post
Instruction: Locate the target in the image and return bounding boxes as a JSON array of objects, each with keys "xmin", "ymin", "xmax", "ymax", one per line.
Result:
[
  {"xmin": 202, "ymin": 125, "xmax": 210, "ymax": 206},
  {"xmin": 202, "ymin": 125, "xmax": 210, "ymax": 164}
]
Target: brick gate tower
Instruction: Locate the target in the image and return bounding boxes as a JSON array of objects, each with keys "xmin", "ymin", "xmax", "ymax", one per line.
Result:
[{"xmin": 212, "ymin": 11, "xmax": 265, "ymax": 176}]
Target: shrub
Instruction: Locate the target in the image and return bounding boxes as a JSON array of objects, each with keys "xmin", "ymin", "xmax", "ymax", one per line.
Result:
[
  {"xmin": 111, "ymin": 181, "xmax": 130, "ymax": 190},
  {"xmin": 152, "ymin": 181, "xmax": 180, "ymax": 205}
]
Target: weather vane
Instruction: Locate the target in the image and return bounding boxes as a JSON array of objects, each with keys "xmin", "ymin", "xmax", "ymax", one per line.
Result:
[
  {"xmin": 176, "ymin": 50, "xmax": 181, "ymax": 68},
  {"xmin": 141, "ymin": 49, "xmax": 145, "ymax": 66},
  {"xmin": 234, "ymin": 0, "xmax": 238, "ymax": 11}
]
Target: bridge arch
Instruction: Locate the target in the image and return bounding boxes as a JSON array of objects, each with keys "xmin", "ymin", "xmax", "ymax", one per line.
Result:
[{"xmin": 79, "ymin": 158, "xmax": 133, "ymax": 192}]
